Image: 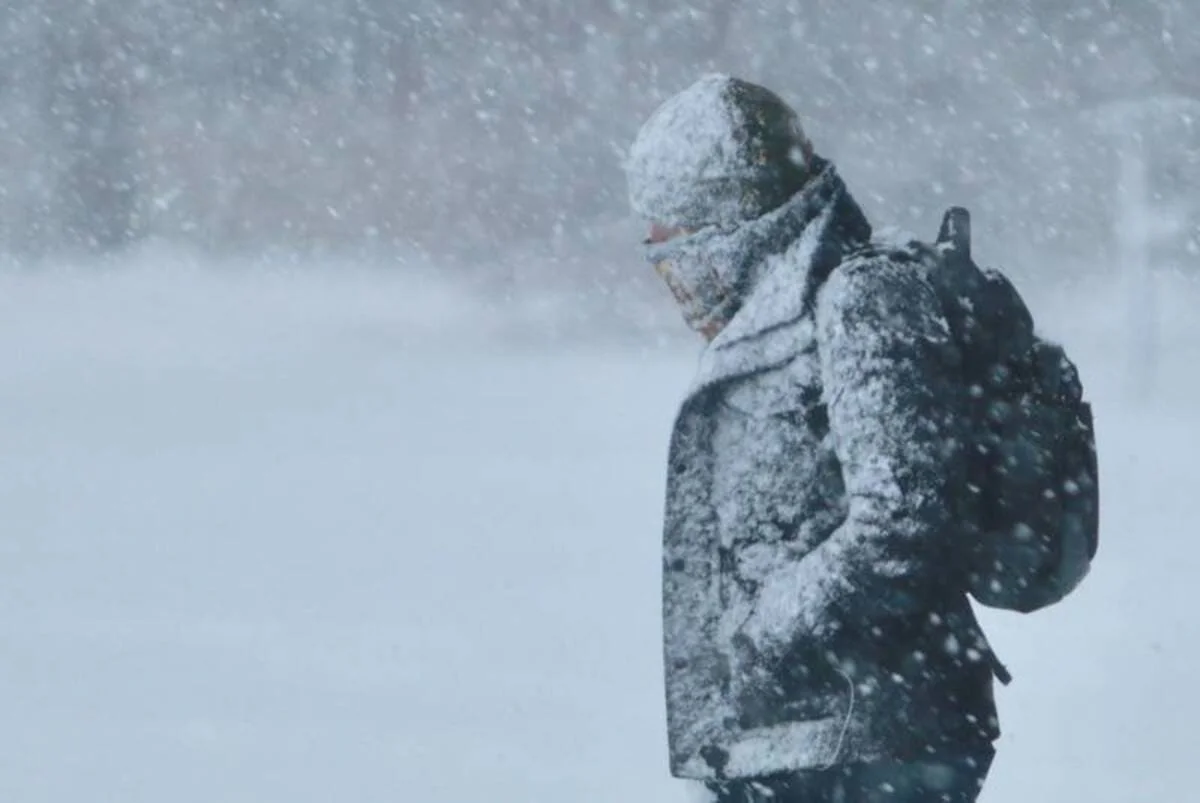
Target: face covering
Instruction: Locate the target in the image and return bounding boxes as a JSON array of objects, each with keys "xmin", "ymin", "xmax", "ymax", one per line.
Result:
[
  {"xmin": 642, "ymin": 161, "xmax": 860, "ymax": 341},
  {"xmin": 645, "ymin": 224, "xmax": 743, "ymax": 339}
]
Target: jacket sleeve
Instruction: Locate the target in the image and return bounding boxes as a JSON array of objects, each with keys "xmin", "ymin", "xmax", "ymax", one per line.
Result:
[{"xmin": 739, "ymin": 257, "xmax": 966, "ymax": 658}]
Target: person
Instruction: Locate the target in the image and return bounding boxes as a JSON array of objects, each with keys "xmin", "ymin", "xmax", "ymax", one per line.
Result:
[{"xmin": 624, "ymin": 75, "xmax": 1001, "ymax": 802}]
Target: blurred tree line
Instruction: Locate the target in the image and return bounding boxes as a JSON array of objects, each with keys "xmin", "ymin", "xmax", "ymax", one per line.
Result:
[{"xmin": 0, "ymin": 0, "xmax": 1198, "ymax": 268}]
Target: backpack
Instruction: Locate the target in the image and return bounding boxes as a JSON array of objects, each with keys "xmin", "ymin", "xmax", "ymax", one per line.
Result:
[{"xmin": 929, "ymin": 207, "xmax": 1100, "ymax": 613}]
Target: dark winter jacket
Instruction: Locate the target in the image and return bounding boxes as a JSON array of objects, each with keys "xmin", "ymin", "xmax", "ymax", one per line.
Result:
[{"xmin": 661, "ymin": 167, "xmax": 998, "ymax": 781}]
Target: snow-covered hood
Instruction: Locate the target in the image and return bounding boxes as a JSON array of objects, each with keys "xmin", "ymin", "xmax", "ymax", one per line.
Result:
[{"xmin": 625, "ymin": 74, "xmax": 814, "ymax": 230}]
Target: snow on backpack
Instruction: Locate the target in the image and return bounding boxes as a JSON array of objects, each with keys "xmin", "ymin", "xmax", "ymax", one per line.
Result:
[{"xmin": 930, "ymin": 207, "xmax": 1099, "ymax": 613}]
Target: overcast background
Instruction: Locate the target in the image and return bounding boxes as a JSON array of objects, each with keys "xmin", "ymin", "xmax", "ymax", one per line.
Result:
[{"xmin": 1, "ymin": 2, "xmax": 1199, "ymax": 269}]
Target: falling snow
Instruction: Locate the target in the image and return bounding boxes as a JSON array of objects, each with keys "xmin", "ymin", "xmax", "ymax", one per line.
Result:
[{"xmin": 1, "ymin": 2, "xmax": 1199, "ymax": 802}]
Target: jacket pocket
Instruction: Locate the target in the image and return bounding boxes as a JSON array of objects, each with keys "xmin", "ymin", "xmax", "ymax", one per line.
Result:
[{"xmin": 728, "ymin": 611, "xmax": 848, "ymax": 730}]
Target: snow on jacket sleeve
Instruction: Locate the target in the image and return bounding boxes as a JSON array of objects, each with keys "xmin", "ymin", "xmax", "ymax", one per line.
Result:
[{"xmin": 738, "ymin": 256, "xmax": 965, "ymax": 661}]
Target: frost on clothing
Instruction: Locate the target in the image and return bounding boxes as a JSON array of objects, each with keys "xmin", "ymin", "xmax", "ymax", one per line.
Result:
[
  {"xmin": 626, "ymin": 74, "xmax": 813, "ymax": 229},
  {"xmin": 643, "ymin": 160, "xmax": 847, "ymax": 339},
  {"xmin": 661, "ymin": 173, "xmax": 997, "ymax": 781}
]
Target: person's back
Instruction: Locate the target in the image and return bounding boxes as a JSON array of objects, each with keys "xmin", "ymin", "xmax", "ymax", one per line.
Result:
[{"xmin": 624, "ymin": 75, "xmax": 1000, "ymax": 802}]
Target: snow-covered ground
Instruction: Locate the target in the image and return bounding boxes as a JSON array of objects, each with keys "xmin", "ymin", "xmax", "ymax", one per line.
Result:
[{"xmin": 1, "ymin": 261, "xmax": 1197, "ymax": 802}]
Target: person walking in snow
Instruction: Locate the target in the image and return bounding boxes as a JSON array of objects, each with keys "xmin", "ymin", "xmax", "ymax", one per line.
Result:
[{"xmin": 624, "ymin": 75, "xmax": 1003, "ymax": 803}]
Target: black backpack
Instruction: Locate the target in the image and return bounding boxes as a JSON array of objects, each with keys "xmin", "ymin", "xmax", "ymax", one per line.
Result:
[{"xmin": 930, "ymin": 208, "xmax": 1100, "ymax": 613}]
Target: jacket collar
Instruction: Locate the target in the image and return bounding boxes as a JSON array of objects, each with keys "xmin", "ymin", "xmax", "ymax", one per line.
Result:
[{"xmin": 685, "ymin": 165, "xmax": 871, "ymax": 397}]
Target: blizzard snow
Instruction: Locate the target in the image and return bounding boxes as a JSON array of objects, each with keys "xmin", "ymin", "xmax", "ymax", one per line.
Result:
[{"xmin": 1, "ymin": 260, "xmax": 1197, "ymax": 802}]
